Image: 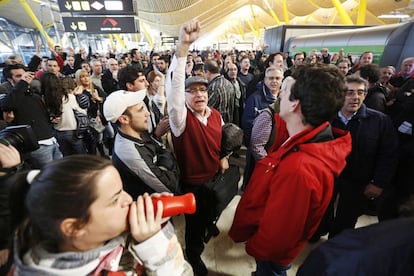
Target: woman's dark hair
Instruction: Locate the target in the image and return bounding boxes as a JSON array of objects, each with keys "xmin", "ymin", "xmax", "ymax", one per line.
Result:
[
  {"xmin": 359, "ymin": 63, "xmax": 380, "ymax": 84},
  {"xmin": 147, "ymin": 70, "xmax": 157, "ymax": 85},
  {"xmin": 41, "ymin": 72, "xmax": 66, "ymax": 117},
  {"xmin": 290, "ymin": 64, "xmax": 347, "ymax": 127},
  {"xmin": 61, "ymin": 76, "xmax": 77, "ymax": 94},
  {"xmin": 11, "ymin": 155, "xmax": 112, "ymax": 255}
]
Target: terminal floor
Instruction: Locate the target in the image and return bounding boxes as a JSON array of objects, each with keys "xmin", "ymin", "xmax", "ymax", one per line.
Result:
[{"xmin": 172, "ymin": 153, "xmax": 379, "ymax": 275}]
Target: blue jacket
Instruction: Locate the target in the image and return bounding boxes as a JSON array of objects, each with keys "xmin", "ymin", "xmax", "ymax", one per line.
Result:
[
  {"xmin": 241, "ymin": 84, "xmax": 276, "ymax": 145},
  {"xmin": 331, "ymin": 104, "xmax": 398, "ymax": 188}
]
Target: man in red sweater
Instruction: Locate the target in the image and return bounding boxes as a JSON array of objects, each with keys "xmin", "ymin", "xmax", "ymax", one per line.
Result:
[
  {"xmin": 229, "ymin": 65, "xmax": 352, "ymax": 276},
  {"xmin": 166, "ymin": 21, "xmax": 229, "ymax": 276}
]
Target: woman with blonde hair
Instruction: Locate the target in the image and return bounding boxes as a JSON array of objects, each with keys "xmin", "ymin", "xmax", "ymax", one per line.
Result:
[{"xmin": 74, "ymin": 69, "xmax": 109, "ymax": 158}]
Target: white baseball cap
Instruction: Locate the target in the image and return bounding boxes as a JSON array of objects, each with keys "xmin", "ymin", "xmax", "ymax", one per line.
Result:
[{"xmin": 103, "ymin": 89, "xmax": 146, "ymax": 123}]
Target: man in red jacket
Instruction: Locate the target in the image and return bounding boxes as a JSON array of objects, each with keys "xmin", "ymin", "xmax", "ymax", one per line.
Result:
[{"xmin": 229, "ymin": 64, "xmax": 352, "ymax": 276}]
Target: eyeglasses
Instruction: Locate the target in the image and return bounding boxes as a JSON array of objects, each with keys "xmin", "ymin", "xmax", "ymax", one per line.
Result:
[
  {"xmin": 346, "ymin": 89, "xmax": 367, "ymax": 97},
  {"xmin": 185, "ymin": 87, "xmax": 207, "ymax": 94},
  {"xmin": 266, "ymin": 76, "xmax": 282, "ymax": 81}
]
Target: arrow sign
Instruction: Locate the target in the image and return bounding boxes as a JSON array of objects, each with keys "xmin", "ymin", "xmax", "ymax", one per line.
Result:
[
  {"xmin": 70, "ymin": 22, "xmax": 77, "ymax": 31},
  {"xmin": 62, "ymin": 17, "xmax": 139, "ymax": 33},
  {"xmin": 102, "ymin": 18, "xmax": 118, "ymax": 27},
  {"xmin": 58, "ymin": 0, "xmax": 135, "ymax": 15},
  {"xmin": 64, "ymin": 1, "xmax": 72, "ymax": 10}
]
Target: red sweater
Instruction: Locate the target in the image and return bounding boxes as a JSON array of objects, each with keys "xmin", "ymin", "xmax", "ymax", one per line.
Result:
[{"xmin": 172, "ymin": 108, "xmax": 222, "ymax": 185}]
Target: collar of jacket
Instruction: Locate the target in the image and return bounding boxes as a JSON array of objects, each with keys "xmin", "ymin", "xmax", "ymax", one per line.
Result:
[
  {"xmin": 261, "ymin": 122, "xmax": 331, "ymax": 166},
  {"xmin": 209, "ymin": 74, "xmax": 223, "ymax": 84},
  {"xmin": 354, "ymin": 103, "xmax": 369, "ymax": 119},
  {"xmin": 262, "ymin": 85, "xmax": 276, "ymax": 102},
  {"xmin": 118, "ymin": 129, "xmax": 151, "ymax": 146}
]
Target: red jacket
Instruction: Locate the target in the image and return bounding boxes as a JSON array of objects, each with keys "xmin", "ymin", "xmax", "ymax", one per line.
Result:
[{"xmin": 229, "ymin": 122, "xmax": 351, "ymax": 265}]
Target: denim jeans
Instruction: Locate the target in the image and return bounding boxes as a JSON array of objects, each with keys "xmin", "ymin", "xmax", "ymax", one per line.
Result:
[
  {"xmin": 30, "ymin": 142, "xmax": 63, "ymax": 169},
  {"xmin": 54, "ymin": 130, "xmax": 86, "ymax": 156},
  {"xmin": 256, "ymin": 260, "xmax": 291, "ymax": 276}
]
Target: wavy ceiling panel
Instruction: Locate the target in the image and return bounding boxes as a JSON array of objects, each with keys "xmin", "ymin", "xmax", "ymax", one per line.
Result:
[
  {"xmin": 0, "ymin": 0, "xmax": 411, "ymax": 42},
  {"xmin": 138, "ymin": 0, "xmax": 196, "ymax": 13}
]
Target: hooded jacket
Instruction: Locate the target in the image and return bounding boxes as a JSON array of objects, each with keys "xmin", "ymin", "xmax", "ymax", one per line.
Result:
[
  {"xmin": 241, "ymin": 84, "xmax": 277, "ymax": 145},
  {"xmin": 229, "ymin": 122, "xmax": 352, "ymax": 266}
]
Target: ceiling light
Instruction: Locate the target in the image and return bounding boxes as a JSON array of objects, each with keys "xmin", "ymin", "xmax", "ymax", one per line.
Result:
[{"xmin": 378, "ymin": 13, "xmax": 410, "ymax": 19}]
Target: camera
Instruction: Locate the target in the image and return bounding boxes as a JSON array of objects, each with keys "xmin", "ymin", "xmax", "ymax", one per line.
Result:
[{"xmin": 0, "ymin": 125, "xmax": 39, "ymax": 153}]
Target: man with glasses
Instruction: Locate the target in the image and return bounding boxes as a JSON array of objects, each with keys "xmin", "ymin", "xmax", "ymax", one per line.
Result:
[
  {"xmin": 241, "ymin": 67, "xmax": 283, "ymax": 190},
  {"xmin": 314, "ymin": 75, "xmax": 399, "ymax": 240},
  {"xmin": 166, "ymin": 21, "xmax": 231, "ymax": 276}
]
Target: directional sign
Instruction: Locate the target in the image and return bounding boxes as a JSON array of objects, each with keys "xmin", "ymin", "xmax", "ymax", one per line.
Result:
[
  {"xmin": 161, "ymin": 37, "xmax": 179, "ymax": 46},
  {"xmin": 59, "ymin": 0, "xmax": 135, "ymax": 15},
  {"xmin": 62, "ymin": 16, "xmax": 139, "ymax": 33}
]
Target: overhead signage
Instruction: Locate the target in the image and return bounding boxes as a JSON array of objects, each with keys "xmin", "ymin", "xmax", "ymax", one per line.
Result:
[
  {"xmin": 62, "ymin": 16, "xmax": 139, "ymax": 33},
  {"xmin": 58, "ymin": 0, "xmax": 135, "ymax": 15},
  {"xmin": 161, "ymin": 37, "xmax": 179, "ymax": 46}
]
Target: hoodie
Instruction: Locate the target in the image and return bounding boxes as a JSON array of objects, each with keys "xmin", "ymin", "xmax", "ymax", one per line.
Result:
[{"xmin": 229, "ymin": 122, "xmax": 352, "ymax": 266}]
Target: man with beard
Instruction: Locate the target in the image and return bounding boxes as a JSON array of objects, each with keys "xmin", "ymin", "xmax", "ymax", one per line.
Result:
[{"xmin": 103, "ymin": 89, "xmax": 179, "ymax": 199}]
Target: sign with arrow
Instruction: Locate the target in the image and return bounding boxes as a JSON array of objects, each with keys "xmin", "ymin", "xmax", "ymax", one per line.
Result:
[
  {"xmin": 58, "ymin": 0, "xmax": 135, "ymax": 15},
  {"xmin": 62, "ymin": 16, "xmax": 139, "ymax": 33}
]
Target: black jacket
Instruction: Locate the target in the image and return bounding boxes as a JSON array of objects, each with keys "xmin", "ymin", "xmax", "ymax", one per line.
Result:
[
  {"xmin": 101, "ymin": 69, "xmax": 119, "ymax": 95},
  {"xmin": 298, "ymin": 218, "xmax": 414, "ymax": 276},
  {"xmin": 0, "ymin": 175, "xmax": 12, "ymax": 250},
  {"xmin": 2, "ymin": 80, "xmax": 53, "ymax": 141},
  {"xmin": 331, "ymin": 104, "xmax": 398, "ymax": 188},
  {"xmin": 112, "ymin": 131, "xmax": 180, "ymax": 199},
  {"xmin": 364, "ymin": 84, "xmax": 387, "ymax": 113}
]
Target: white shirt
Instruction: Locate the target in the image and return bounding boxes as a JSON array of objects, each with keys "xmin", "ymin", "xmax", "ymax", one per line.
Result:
[
  {"xmin": 54, "ymin": 93, "xmax": 87, "ymax": 131},
  {"xmin": 166, "ymin": 56, "xmax": 214, "ymax": 137}
]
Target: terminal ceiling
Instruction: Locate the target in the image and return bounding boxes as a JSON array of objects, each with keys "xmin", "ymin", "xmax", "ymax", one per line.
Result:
[{"xmin": 0, "ymin": 0, "xmax": 413, "ymax": 42}]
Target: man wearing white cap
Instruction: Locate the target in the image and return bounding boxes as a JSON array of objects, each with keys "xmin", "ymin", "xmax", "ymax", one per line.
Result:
[{"xmin": 103, "ymin": 89, "xmax": 180, "ymax": 199}]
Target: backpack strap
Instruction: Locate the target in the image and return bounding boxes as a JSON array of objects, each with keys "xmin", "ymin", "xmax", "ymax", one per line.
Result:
[{"xmin": 264, "ymin": 101, "xmax": 280, "ymax": 151}]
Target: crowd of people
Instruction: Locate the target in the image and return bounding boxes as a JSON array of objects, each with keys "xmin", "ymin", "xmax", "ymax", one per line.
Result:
[{"xmin": 0, "ymin": 19, "xmax": 413, "ymax": 275}]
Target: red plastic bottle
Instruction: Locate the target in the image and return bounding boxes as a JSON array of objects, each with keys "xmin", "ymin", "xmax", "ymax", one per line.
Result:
[{"xmin": 151, "ymin": 193, "xmax": 196, "ymax": 218}]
